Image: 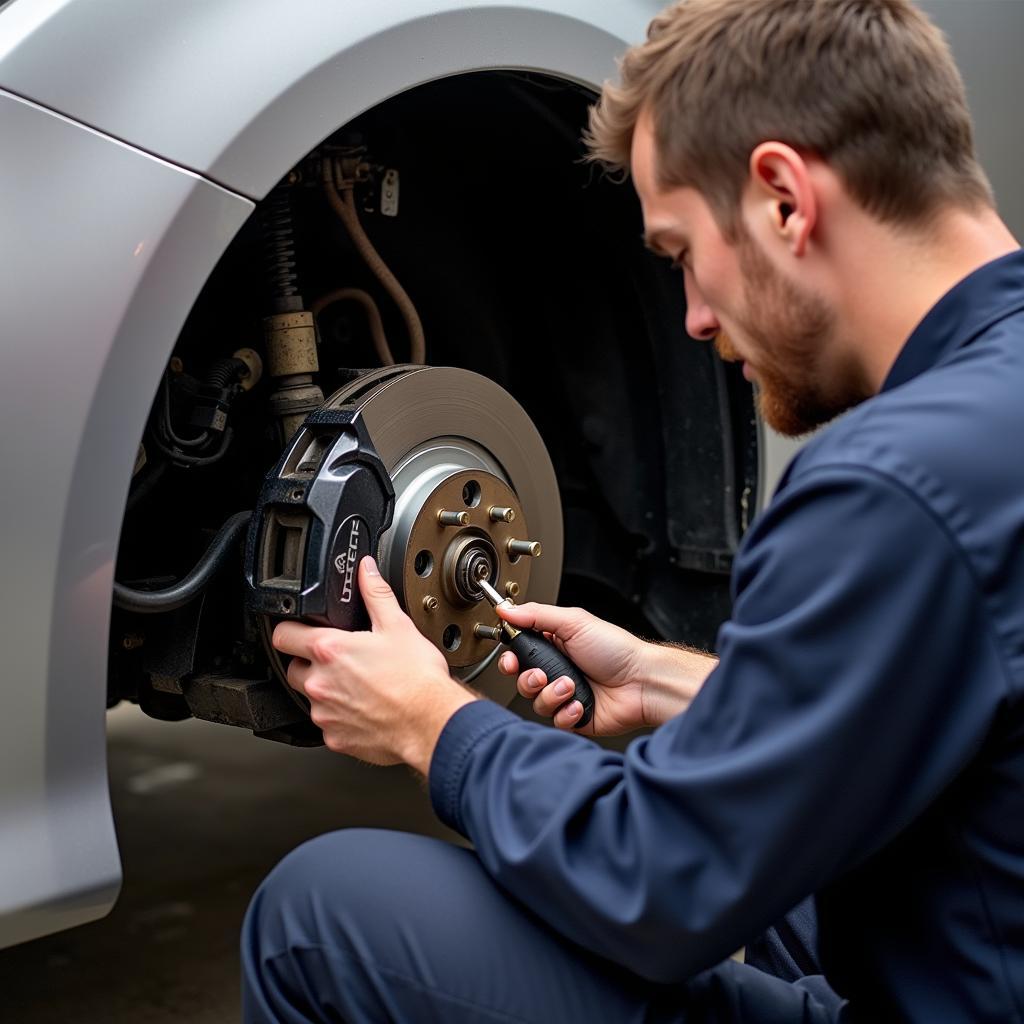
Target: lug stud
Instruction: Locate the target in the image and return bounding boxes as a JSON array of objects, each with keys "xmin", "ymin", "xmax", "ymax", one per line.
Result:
[
  {"xmin": 488, "ymin": 506, "xmax": 516, "ymax": 523},
  {"xmin": 438, "ymin": 509, "xmax": 470, "ymax": 527},
  {"xmin": 473, "ymin": 623, "xmax": 503, "ymax": 641},
  {"xmin": 423, "ymin": 596, "xmax": 440, "ymax": 612},
  {"xmin": 504, "ymin": 581, "xmax": 521, "ymax": 598},
  {"xmin": 507, "ymin": 539, "xmax": 542, "ymax": 558}
]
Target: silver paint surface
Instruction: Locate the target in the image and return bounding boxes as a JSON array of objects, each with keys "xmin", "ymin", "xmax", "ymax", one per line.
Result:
[{"xmin": 0, "ymin": 90, "xmax": 252, "ymax": 947}]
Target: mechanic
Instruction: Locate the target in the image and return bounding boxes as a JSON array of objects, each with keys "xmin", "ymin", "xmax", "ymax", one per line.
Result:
[{"xmin": 242, "ymin": 0, "xmax": 1024, "ymax": 1020}]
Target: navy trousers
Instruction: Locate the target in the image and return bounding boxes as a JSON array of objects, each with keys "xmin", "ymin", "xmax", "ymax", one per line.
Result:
[{"xmin": 241, "ymin": 829, "xmax": 844, "ymax": 1023}]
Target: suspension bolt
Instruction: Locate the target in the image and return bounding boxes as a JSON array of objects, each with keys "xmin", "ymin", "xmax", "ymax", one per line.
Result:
[
  {"xmin": 438, "ymin": 509, "xmax": 470, "ymax": 527},
  {"xmin": 488, "ymin": 506, "xmax": 516, "ymax": 524},
  {"xmin": 507, "ymin": 539, "xmax": 542, "ymax": 559},
  {"xmin": 504, "ymin": 581, "xmax": 521, "ymax": 599},
  {"xmin": 473, "ymin": 623, "xmax": 503, "ymax": 642},
  {"xmin": 423, "ymin": 596, "xmax": 440, "ymax": 612}
]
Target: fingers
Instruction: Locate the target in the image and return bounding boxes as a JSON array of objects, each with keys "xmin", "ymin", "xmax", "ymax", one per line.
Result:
[
  {"xmin": 496, "ymin": 601, "xmax": 587, "ymax": 639},
  {"xmin": 552, "ymin": 699, "xmax": 585, "ymax": 730},
  {"xmin": 273, "ymin": 620, "xmax": 320, "ymax": 659},
  {"xmin": 498, "ymin": 651, "xmax": 519, "ymax": 676},
  {"xmin": 532, "ymin": 675, "xmax": 578, "ymax": 718},
  {"xmin": 357, "ymin": 556, "xmax": 407, "ymax": 632},
  {"xmin": 285, "ymin": 656, "xmax": 312, "ymax": 695}
]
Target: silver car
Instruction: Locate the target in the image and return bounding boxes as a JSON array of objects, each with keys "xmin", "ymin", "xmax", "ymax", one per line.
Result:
[{"xmin": 1, "ymin": 0, "xmax": 1020, "ymax": 950}]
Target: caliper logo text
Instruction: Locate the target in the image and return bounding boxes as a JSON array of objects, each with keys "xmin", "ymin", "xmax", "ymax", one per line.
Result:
[{"xmin": 333, "ymin": 518, "xmax": 361, "ymax": 604}]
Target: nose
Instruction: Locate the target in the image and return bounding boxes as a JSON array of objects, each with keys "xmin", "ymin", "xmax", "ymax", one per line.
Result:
[{"xmin": 683, "ymin": 271, "xmax": 720, "ymax": 341}]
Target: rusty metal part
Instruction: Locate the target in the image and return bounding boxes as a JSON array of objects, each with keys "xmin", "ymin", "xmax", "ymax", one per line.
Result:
[
  {"xmin": 263, "ymin": 310, "xmax": 323, "ymax": 440},
  {"xmin": 263, "ymin": 311, "xmax": 318, "ymax": 377},
  {"xmin": 401, "ymin": 469, "xmax": 529, "ymax": 669},
  {"xmin": 181, "ymin": 674, "xmax": 320, "ymax": 746}
]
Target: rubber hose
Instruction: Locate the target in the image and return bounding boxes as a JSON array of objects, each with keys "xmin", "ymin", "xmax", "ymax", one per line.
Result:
[
  {"xmin": 113, "ymin": 511, "xmax": 252, "ymax": 614},
  {"xmin": 312, "ymin": 287, "xmax": 396, "ymax": 366},
  {"xmin": 204, "ymin": 357, "xmax": 248, "ymax": 389},
  {"xmin": 321, "ymin": 164, "xmax": 426, "ymax": 364}
]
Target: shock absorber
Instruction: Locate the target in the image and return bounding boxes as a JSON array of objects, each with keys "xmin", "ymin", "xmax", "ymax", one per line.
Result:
[{"xmin": 261, "ymin": 183, "xmax": 324, "ymax": 442}]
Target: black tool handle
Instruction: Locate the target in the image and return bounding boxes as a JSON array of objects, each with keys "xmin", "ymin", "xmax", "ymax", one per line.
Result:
[{"xmin": 507, "ymin": 629, "xmax": 595, "ymax": 729}]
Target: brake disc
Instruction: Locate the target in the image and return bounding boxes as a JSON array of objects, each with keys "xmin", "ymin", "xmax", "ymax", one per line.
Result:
[{"xmin": 252, "ymin": 365, "xmax": 562, "ymax": 694}]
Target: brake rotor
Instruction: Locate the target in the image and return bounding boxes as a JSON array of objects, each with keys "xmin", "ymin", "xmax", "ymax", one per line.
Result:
[{"xmin": 257, "ymin": 365, "xmax": 562, "ymax": 689}]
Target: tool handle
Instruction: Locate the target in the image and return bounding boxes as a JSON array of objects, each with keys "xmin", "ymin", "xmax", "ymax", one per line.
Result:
[{"xmin": 508, "ymin": 629, "xmax": 595, "ymax": 729}]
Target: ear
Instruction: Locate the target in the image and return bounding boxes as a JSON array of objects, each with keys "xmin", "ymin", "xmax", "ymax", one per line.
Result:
[{"xmin": 746, "ymin": 142, "xmax": 816, "ymax": 258}]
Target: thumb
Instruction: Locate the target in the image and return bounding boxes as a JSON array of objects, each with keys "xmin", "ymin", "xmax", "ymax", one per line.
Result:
[
  {"xmin": 358, "ymin": 556, "xmax": 405, "ymax": 632},
  {"xmin": 497, "ymin": 600, "xmax": 586, "ymax": 639}
]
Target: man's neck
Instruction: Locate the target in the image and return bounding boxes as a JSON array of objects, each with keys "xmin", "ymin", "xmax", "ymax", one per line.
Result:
[{"xmin": 838, "ymin": 206, "xmax": 1019, "ymax": 393}]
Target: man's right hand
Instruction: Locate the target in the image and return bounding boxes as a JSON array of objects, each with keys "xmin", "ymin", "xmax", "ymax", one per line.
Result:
[{"xmin": 495, "ymin": 602, "xmax": 716, "ymax": 736}]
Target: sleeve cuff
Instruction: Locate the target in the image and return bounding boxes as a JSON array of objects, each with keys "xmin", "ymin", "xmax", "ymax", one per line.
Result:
[{"xmin": 428, "ymin": 699, "xmax": 518, "ymax": 834}]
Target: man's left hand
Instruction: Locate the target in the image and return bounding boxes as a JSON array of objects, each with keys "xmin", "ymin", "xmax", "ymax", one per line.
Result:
[{"xmin": 272, "ymin": 556, "xmax": 478, "ymax": 772}]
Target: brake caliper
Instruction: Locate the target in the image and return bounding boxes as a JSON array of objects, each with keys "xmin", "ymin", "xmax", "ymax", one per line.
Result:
[{"xmin": 246, "ymin": 408, "xmax": 394, "ymax": 632}]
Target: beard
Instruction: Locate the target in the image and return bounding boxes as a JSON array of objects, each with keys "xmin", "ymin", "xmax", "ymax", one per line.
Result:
[{"xmin": 716, "ymin": 236, "xmax": 867, "ymax": 438}]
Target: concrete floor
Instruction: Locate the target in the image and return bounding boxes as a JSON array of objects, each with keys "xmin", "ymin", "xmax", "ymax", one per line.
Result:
[{"xmin": 0, "ymin": 705, "xmax": 463, "ymax": 1023}]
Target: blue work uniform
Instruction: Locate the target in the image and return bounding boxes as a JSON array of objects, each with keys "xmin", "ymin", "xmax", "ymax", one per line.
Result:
[{"xmin": 243, "ymin": 250, "xmax": 1024, "ymax": 1023}]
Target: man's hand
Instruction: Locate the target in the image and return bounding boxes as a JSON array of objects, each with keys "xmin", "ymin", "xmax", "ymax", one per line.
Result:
[
  {"xmin": 272, "ymin": 557, "xmax": 477, "ymax": 772},
  {"xmin": 497, "ymin": 602, "xmax": 716, "ymax": 735},
  {"xmin": 495, "ymin": 602, "xmax": 649, "ymax": 735}
]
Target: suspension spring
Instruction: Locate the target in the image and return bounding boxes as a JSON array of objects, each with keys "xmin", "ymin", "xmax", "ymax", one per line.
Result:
[{"xmin": 261, "ymin": 187, "xmax": 301, "ymax": 309}]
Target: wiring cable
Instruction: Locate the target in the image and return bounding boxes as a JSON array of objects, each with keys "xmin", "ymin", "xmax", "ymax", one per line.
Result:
[
  {"xmin": 113, "ymin": 511, "xmax": 252, "ymax": 613},
  {"xmin": 321, "ymin": 160, "xmax": 426, "ymax": 364}
]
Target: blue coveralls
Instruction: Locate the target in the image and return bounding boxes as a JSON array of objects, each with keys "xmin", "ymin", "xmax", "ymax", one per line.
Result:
[{"xmin": 243, "ymin": 250, "xmax": 1024, "ymax": 1022}]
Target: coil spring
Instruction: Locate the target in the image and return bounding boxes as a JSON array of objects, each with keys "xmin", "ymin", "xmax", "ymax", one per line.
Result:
[{"xmin": 261, "ymin": 187, "xmax": 299, "ymax": 302}]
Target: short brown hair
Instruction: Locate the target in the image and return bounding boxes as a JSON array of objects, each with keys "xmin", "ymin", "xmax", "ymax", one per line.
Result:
[{"xmin": 586, "ymin": 0, "xmax": 993, "ymax": 237}]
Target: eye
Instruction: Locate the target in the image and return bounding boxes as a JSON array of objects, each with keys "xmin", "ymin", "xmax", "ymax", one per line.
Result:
[{"xmin": 669, "ymin": 250, "xmax": 689, "ymax": 273}]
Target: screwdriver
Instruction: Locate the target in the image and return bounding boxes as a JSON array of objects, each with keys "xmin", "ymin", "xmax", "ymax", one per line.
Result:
[{"xmin": 478, "ymin": 579, "xmax": 595, "ymax": 729}]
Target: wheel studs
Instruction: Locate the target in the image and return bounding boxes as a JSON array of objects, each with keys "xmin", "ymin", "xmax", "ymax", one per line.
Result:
[
  {"xmin": 507, "ymin": 539, "xmax": 542, "ymax": 558},
  {"xmin": 504, "ymin": 581, "xmax": 520, "ymax": 598},
  {"xmin": 488, "ymin": 506, "xmax": 516, "ymax": 523},
  {"xmin": 438, "ymin": 509, "xmax": 469, "ymax": 527},
  {"xmin": 473, "ymin": 623, "xmax": 503, "ymax": 641},
  {"xmin": 423, "ymin": 596, "xmax": 440, "ymax": 612}
]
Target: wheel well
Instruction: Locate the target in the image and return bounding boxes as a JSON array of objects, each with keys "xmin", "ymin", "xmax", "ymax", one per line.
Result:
[{"xmin": 111, "ymin": 70, "xmax": 756, "ymax": 731}]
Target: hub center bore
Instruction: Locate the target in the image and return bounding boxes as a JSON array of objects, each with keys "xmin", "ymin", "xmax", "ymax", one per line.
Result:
[
  {"xmin": 397, "ymin": 468, "xmax": 532, "ymax": 668},
  {"xmin": 449, "ymin": 535, "xmax": 499, "ymax": 604}
]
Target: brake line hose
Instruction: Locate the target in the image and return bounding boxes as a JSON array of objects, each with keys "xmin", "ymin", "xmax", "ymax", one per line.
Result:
[
  {"xmin": 313, "ymin": 287, "xmax": 396, "ymax": 366},
  {"xmin": 113, "ymin": 511, "xmax": 252, "ymax": 614},
  {"xmin": 321, "ymin": 161, "xmax": 426, "ymax": 364}
]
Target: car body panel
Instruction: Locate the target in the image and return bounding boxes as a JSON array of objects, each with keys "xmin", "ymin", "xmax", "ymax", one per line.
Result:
[
  {"xmin": 0, "ymin": 89, "xmax": 253, "ymax": 947},
  {"xmin": 0, "ymin": 0, "xmax": 663, "ymax": 200}
]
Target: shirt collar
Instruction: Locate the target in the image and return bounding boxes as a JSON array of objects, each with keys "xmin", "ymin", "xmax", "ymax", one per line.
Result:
[{"xmin": 881, "ymin": 248, "xmax": 1024, "ymax": 393}]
